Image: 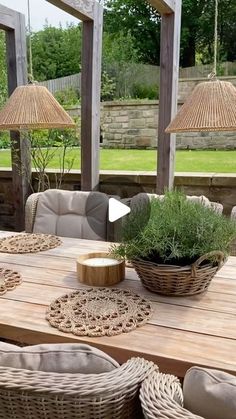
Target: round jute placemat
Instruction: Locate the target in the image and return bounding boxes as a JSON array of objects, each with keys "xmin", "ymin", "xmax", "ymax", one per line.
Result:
[
  {"xmin": 0, "ymin": 267, "xmax": 22, "ymax": 296},
  {"xmin": 0, "ymin": 233, "xmax": 62, "ymax": 254},
  {"xmin": 46, "ymin": 287, "xmax": 152, "ymax": 337}
]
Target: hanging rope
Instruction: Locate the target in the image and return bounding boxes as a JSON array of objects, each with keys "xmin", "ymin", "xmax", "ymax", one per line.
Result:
[
  {"xmin": 27, "ymin": 0, "xmax": 34, "ymax": 82},
  {"xmin": 213, "ymin": 0, "xmax": 218, "ymax": 75},
  {"xmin": 208, "ymin": 0, "xmax": 218, "ymax": 80}
]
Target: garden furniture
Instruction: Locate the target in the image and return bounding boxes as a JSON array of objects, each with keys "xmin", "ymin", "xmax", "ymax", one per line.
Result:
[
  {"xmin": 0, "ymin": 232, "xmax": 235, "ymax": 378},
  {"xmin": 25, "ymin": 189, "xmax": 113, "ymax": 241},
  {"xmin": 140, "ymin": 366, "xmax": 236, "ymax": 419},
  {"xmin": 0, "ymin": 341, "xmax": 156, "ymax": 419}
]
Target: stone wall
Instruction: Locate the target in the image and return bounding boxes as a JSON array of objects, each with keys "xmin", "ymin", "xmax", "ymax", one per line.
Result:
[
  {"xmin": 101, "ymin": 100, "xmax": 236, "ymax": 150},
  {"xmin": 178, "ymin": 76, "xmax": 236, "ymax": 102},
  {"xmin": 1, "ymin": 169, "xmax": 236, "ymax": 231},
  {"xmin": 68, "ymin": 76, "xmax": 236, "ymax": 150},
  {"xmin": 102, "ymin": 101, "xmax": 158, "ymax": 149}
]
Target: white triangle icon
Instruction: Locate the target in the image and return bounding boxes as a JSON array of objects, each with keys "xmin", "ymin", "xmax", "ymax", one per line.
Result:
[{"xmin": 109, "ymin": 198, "xmax": 131, "ymax": 222}]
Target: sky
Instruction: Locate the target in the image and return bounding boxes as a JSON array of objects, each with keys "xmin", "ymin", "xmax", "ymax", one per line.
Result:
[{"xmin": 1, "ymin": 0, "xmax": 79, "ymax": 31}]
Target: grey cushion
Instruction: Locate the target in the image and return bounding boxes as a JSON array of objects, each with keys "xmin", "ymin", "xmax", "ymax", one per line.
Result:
[
  {"xmin": 183, "ymin": 366, "xmax": 236, "ymax": 419},
  {"xmin": 33, "ymin": 189, "xmax": 109, "ymax": 240},
  {"xmin": 0, "ymin": 342, "xmax": 119, "ymax": 373}
]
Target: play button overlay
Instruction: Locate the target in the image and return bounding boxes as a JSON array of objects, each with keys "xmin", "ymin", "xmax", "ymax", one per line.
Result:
[
  {"xmin": 109, "ymin": 198, "xmax": 130, "ymax": 222},
  {"xmin": 85, "ymin": 174, "xmax": 150, "ymax": 239}
]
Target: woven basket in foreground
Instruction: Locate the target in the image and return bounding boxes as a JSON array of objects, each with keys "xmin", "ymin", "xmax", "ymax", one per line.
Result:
[
  {"xmin": 140, "ymin": 371, "xmax": 203, "ymax": 418},
  {"xmin": 132, "ymin": 251, "xmax": 225, "ymax": 296},
  {"xmin": 0, "ymin": 358, "xmax": 157, "ymax": 419}
]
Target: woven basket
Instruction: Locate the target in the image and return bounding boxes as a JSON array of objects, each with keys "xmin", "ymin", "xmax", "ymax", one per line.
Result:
[{"xmin": 132, "ymin": 251, "xmax": 225, "ymax": 296}]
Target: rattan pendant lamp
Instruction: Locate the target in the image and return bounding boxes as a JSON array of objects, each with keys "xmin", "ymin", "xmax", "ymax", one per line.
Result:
[
  {"xmin": 166, "ymin": 0, "xmax": 236, "ymax": 133},
  {"xmin": 0, "ymin": 0, "xmax": 75, "ymax": 131}
]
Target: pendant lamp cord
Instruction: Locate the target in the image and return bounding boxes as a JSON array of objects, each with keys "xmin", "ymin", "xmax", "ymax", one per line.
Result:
[
  {"xmin": 209, "ymin": 0, "xmax": 218, "ymax": 80},
  {"xmin": 213, "ymin": 0, "xmax": 218, "ymax": 75},
  {"xmin": 27, "ymin": 0, "xmax": 34, "ymax": 83}
]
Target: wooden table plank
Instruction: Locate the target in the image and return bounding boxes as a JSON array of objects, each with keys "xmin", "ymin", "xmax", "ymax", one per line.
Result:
[
  {"xmin": 1, "ymin": 262, "xmax": 236, "ymax": 315},
  {"xmin": 0, "ymin": 299, "xmax": 235, "ymax": 377},
  {"xmin": 2, "ymin": 281, "xmax": 236, "ymax": 339}
]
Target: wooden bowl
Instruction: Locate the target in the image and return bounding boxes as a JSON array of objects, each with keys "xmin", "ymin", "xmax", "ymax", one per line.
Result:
[{"xmin": 76, "ymin": 252, "xmax": 125, "ymax": 286}]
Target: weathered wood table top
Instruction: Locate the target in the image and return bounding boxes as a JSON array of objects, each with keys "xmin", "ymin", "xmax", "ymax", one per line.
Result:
[{"xmin": 0, "ymin": 231, "xmax": 235, "ymax": 378}]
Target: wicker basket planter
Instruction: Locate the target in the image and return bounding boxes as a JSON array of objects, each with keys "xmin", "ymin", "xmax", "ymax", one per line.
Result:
[{"xmin": 132, "ymin": 251, "xmax": 225, "ymax": 296}]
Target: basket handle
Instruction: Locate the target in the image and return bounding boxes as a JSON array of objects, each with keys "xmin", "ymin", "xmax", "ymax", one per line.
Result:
[
  {"xmin": 191, "ymin": 250, "xmax": 225, "ymax": 276},
  {"xmin": 125, "ymin": 260, "xmax": 133, "ymax": 268}
]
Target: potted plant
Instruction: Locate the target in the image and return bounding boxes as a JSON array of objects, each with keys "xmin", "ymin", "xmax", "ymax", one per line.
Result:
[{"xmin": 111, "ymin": 191, "xmax": 236, "ymax": 296}]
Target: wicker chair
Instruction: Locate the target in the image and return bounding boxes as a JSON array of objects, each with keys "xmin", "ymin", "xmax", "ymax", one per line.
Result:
[
  {"xmin": 24, "ymin": 189, "xmax": 118, "ymax": 241},
  {"xmin": 128, "ymin": 193, "xmax": 223, "ymax": 215},
  {"xmin": 0, "ymin": 357, "xmax": 157, "ymax": 419},
  {"xmin": 25, "ymin": 191, "xmax": 42, "ymax": 234},
  {"xmin": 140, "ymin": 371, "xmax": 204, "ymax": 419}
]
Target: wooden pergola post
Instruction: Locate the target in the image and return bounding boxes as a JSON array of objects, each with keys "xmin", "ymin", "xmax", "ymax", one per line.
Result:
[
  {"xmin": 1, "ymin": 0, "xmax": 180, "ymax": 230},
  {"xmin": 0, "ymin": 4, "xmax": 29, "ymax": 231},
  {"xmin": 148, "ymin": 0, "xmax": 182, "ymax": 193},
  {"xmin": 49, "ymin": 0, "xmax": 181, "ymax": 193},
  {"xmin": 47, "ymin": 0, "xmax": 103, "ymax": 191}
]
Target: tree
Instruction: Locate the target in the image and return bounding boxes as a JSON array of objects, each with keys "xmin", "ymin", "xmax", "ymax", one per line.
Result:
[
  {"xmin": 197, "ymin": 0, "xmax": 236, "ymax": 64},
  {"xmin": 103, "ymin": 0, "xmax": 161, "ymax": 65},
  {"xmin": 103, "ymin": 30, "xmax": 138, "ymax": 66},
  {"xmin": 31, "ymin": 23, "xmax": 82, "ymax": 81},
  {"xmin": 180, "ymin": 0, "xmax": 206, "ymax": 66},
  {"xmin": 220, "ymin": 0, "xmax": 236, "ymax": 62},
  {"xmin": 103, "ymin": 0, "xmax": 236, "ymax": 68}
]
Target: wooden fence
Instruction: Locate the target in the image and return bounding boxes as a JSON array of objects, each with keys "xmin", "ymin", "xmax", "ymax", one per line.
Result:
[
  {"xmin": 179, "ymin": 62, "xmax": 236, "ymax": 78},
  {"xmin": 40, "ymin": 73, "xmax": 81, "ymax": 94},
  {"xmin": 40, "ymin": 61, "xmax": 236, "ymax": 95}
]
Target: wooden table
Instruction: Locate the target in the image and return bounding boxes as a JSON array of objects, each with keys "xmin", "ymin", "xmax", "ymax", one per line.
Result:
[{"xmin": 0, "ymin": 231, "xmax": 236, "ymax": 378}]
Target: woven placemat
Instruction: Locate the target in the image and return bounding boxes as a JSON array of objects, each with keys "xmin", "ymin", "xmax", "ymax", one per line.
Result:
[
  {"xmin": 0, "ymin": 233, "xmax": 62, "ymax": 254},
  {"xmin": 46, "ymin": 287, "xmax": 152, "ymax": 337},
  {"xmin": 0, "ymin": 267, "xmax": 22, "ymax": 296}
]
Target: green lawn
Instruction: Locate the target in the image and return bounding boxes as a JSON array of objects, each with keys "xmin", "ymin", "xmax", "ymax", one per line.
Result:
[{"xmin": 1, "ymin": 148, "xmax": 236, "ymax": 172}]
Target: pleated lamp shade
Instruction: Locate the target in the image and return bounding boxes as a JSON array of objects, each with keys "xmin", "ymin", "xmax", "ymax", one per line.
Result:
[
  {"xmin": 165, "ymin": 79, "xmax": 236, "ymax": 133},
  {"xmin": 0, "ymin": 84, "xmax": 75, "ymax": 130}
]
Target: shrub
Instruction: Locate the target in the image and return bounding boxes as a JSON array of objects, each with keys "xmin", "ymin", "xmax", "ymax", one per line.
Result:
[
  {"xmin": 112, "ymin": 191, "xmax": 236, "ymax": 265},
  {"xmin": 0, "ymin": 132, "xmax": 10, "ymax": 149},
  {"xmin": 54, "ymin": 87, "xmax": 79, "ymax": 106},
  {"xmin": 101, "ymin": 71, "xmax": 116, "ymax": 101},
  {"xmin": 132, "ymin": 83, "xmax": 159, "ymax": 100}
]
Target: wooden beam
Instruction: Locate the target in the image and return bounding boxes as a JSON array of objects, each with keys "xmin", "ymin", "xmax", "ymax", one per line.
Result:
[
  {"xmin": 5, "ymin": 11, "xmax": 30, "ymax": 231},
  {"xmin": 148, "ymin": 0, "xmax": 175, "ymax": 14},
  {"xmin": 46, "ymin": 0, "xmax": 94, "ymax": 21},
  {"xmin": 157, "ymin": 2, "xmax": 182, "ymax": 193},
  {"xmin": 46, "ymin": 0, "xmax": 103, "ymax": 191},
  {"xmin": 0, "ymin": 4, "xmax": 16, "ymax": 30},
  {"xmin": 80, "ymin": 1, "xmax": 103, "ymax": 190}
]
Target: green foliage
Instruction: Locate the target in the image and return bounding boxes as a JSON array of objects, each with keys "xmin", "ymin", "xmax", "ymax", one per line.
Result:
[
  {"xmin": 30, "ymin": 126, "xmax": 79, "ymax": 148},
  {"xmin": 54, "ymin": 88, "xmax": 80, "ymax": 106},
  {"xmin": 103, "ymin": 0, "xmax": 161, "ymax": 65},
  {"xmin": 31, "ymin": 23, "xmax": 82, "ymax": 81},
  {"xmin": 104, "ymin": 0, "xmax": 236, "ymax": 67},
  {"xmin": 0, "ymin": 132, "xmax": 10, "ymax": 149},
  {"xmin": 101, "ymin": 71, "xmax": 116, "ymax": 101},
  {"xmin": 112, "ymin": 191, "xmax": 236, "ymax": 265},
  {"xmin": 197, "ymin": 0, "xmax": 236, "ymax": 64},
  {"xmin": 103, "ymin": 30, "xmax": 138, "ymax": 66},
  {"xmin": 132, "ymin": 83, "xmax": 159, "ymax": 100}
]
